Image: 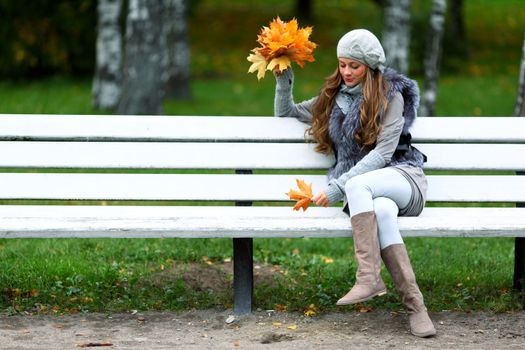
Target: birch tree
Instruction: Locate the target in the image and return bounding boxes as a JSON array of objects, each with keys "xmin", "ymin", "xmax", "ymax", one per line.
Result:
[
  {"xmin": 117, "ymin": 0, "xmax": 165, "ymax": 115},
  {"xmin": 163, "ymin": 0, "xmax": 191, "ymax": 100},
  {"xmin": 515, "ymin": 32, "xmax": 525, "ymax": 117},
  {"xmin": 382, "ymin": 0, "xmax": 411, "ymax": 74},
  {"xmin": 92, "ymin": 0, "xmax": 122, "ymax": 110},
  {"xmin": 420, "ymin": 0, "xmax": 446, "ymax": 117}
]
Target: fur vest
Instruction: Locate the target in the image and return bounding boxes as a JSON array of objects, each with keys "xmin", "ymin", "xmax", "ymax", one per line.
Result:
[{"xmin": 328, "ymin": 68, "xmax": 425, "ymax": 180}]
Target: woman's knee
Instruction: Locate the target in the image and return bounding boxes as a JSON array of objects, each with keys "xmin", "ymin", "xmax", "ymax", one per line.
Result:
[
  {"xmin": 373, "ymin": 197, "xmax": 398, "ymax": 223},
  {"xmin": 344, "ymin": 175, "xmax": 369, "ymax": 197}
]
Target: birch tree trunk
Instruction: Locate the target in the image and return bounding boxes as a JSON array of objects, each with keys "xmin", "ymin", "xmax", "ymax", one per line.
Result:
[
  {"xmin": 92, "ymin": 0, "xmax": 122, "ymax": 111},
  {"xmin": 382, "ymin": 0, "xmax": 411, "ymax": 74},
  {"xmin": 515, "ymin": 33, "xmax": 525, "ymax": 117},
  {"xmin": 420, "ymin": 0, "xmax": 446, "ymax": 117},
  {"xmin": 117, "ymin": 0, "xmax": 165, "ymax": 115},
  {"xmin": 163, "ymin": 0, "xmax": 192, "ymax": 100}
]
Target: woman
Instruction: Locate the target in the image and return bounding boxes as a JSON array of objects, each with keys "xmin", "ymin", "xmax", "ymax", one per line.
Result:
[{"xmin": 274, "ymin": 29, "xmax": 436, "ymax": 338}]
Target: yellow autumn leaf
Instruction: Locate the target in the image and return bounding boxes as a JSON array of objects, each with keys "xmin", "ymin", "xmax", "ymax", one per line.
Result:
[
  {"xmin": 286, "ymin": 178, "xmax": 313, "ymax": 211},
  {"xmin": 247, "ymin": 17, "xmax": 317, "ymax": 80},
  {"xmin": 296, "ymin": 179, "xmax": 313, "ymax": 197},
  {"xmin": 304, "ymin": 309, "xmax": 316, "ymax": 316},
  {"xmin": 304, "ymin": 303, "xmax": 318, "ymax": 316},
  {"xmin": 287, "ymin": 325, "xmax": 297, "ymax": 330},
  {"xmin": 275, "ymin": 303, "xmax": 288, "ymax": 311},
  {"xmin": 267, "ymin": 56, "xmax": 292, "ymax": 72},
  {"xmin": 356, "ymin": 304, "xmax": 373, "ymax": 313},
  {"xmin": 247, "ymin": 53, "xmax": 268, "ymax": 80},
  {"xmin": 321, "ymin": 256, "xmax": 334, "ymax": 264}
]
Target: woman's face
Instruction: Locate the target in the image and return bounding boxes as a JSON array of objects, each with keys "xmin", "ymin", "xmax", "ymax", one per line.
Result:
[{"xmin": 338, "ymin": 58, "xmax": 367, "ymax": 87}]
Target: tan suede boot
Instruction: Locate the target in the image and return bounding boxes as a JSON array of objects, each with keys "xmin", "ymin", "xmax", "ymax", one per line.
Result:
[
  {"xmin": 336, "ymin": 211, "xmax": 387, "ymax": 305},
  {"xmin": 381, "ymin": 244, "xmax": 436, "ymax": 337}
]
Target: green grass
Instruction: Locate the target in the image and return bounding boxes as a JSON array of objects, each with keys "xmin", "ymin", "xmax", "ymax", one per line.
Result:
[
  {"xmin": 1, "ymin": 0, "xmax": 525, "ymax": 314},
  {"xmin": 0, "ymin": 237, "xmax": 521, "ymax": 314}
]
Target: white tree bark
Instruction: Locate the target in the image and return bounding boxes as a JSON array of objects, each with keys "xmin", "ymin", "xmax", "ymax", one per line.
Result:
[
  {"xmin": 420, "ymin": 0, "xmax": 447, "ymax": 117},
  {"xmin": 117, "ymin": 0, "xmax": 165, "ymax": 115},
  {"xmin": 514, "ymin": 32, "xmax": 525, "ymax": 117},
  {"xmin": 382, "ymin": 0, "xmax": 411, "ymax": 74},
  {"xmin": 92, "ymin": 0, "xmax": 122, "ymax": 111},
  {"xmin": 163, "ymin": 0, "xmax": 191, "ymax": 100}
]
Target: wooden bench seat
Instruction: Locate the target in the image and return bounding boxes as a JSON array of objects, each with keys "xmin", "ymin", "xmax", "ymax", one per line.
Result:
[{"xmin": 1, "ymin": 114, "xmax": 524, "ymax": 314}]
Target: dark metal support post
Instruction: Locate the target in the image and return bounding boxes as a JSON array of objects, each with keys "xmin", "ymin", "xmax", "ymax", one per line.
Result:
[
  {"xmin": 515, "ymin": 171, "xmax": 525, "ymax": 309},
  {"xmin": 233, "ymin": 169, "xmax": 254, "ymax": 314},
  {"xmin": 233, "ymin": 237, "xmax": 253, "ymax": 314}
]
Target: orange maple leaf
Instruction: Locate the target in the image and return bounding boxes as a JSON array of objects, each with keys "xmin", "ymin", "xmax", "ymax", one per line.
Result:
[
  {"xmin": 286, "ymin": 179, "xmax": 313, "ymax": 211},
  {"xmin": 247, "ymin": 17, "xmax": 317, "ymax": 80}
]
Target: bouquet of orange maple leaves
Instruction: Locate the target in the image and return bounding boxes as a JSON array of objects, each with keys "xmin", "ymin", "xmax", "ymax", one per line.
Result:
[
  {"xmin": 286, "ymin": 179, "xmax": 313, "ymax": 212},
  {"xmin": 247, "ymin": 17, "xmax": 317, "ymax": 80}
]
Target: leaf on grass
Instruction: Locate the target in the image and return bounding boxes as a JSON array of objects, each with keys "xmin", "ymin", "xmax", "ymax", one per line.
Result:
[
  {"xmin": 321, "ymin": 256, "xmax": 334, "ymax": 264},
  {"xmin": 286, "ymin": 179, "xmax": 313, "ymax": 211},
  {"xmin": 247, "ymin": 17, "xmax": 317, "ymax": 80}
]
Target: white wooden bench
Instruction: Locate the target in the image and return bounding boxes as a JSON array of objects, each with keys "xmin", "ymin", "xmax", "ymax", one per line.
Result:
[{"xmin": 1, "ymin": 114, "xmax": 525, "ymax": 314}]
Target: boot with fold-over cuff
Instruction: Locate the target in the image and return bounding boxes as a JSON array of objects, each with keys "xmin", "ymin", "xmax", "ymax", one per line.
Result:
[
  {"xmin": 336, "ymin": 211, "xmax": 387, "ymax": 305},
  {"xmin": 381, "ymin": 243, "xmax": 436, "ymax": 337}
]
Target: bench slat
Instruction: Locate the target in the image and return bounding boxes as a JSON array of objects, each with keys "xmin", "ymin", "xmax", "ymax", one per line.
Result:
[
  {"xmin": 0, "ymin": 206, "xmax": 524, "ymax": 238},
  {"xmin": 0, "ymin": 115, "xmax": 308, "ymax": 142},
  {"xmin": 416, "ymin": 143, "xmax": 525, "ymax": 171},
  {"xmin": 1, "ymin": 115, "xmax": 525, "ymax": 143},
  {"xmin": 0, "ymin": 173, "xmax": 523, "ymax": 202},
  {"xmin": 0, "ymin": 142, "xmax": 524, "ymax": 171},
  {"xmin": 0, "ymin": 141, "xmax": 334, "ymax": 169}
]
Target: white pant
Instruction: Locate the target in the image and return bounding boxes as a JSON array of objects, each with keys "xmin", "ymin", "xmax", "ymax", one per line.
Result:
[{"xmin": 344, "ymin": 168, "xmax": 412, "ymax": 249}]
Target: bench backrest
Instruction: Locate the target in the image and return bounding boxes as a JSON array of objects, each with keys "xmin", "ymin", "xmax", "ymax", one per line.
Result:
[{"xmin": 0, "ymin": 115, "xmax": 524, "ymax": 204}]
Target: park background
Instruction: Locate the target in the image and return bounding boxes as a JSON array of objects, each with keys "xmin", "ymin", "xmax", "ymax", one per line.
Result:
[{"xmin": 1, "ymin": 0, "xmax": 525, "ymax": 315}]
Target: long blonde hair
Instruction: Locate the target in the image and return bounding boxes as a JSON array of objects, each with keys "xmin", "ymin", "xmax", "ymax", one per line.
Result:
[{"xmin": 308, "ymin": 67, "xmax": 390, "ymax": 154}]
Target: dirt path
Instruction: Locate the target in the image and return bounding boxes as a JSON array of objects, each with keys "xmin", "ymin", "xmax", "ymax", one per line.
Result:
[{"xmin": 1, "ymin": 309, "xmax": 524, "ymax": 349}]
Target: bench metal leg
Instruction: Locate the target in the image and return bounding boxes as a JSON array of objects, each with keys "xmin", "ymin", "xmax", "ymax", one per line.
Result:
[
  {"xmin": 513, "ymin": 237, "xmax": 525, "ymax": 309},
  {"xmin": 516, "ymin": 179, "xmax": 525, "ymax": 309},
  {"xmin": 233, "ymin": 237, "xmax": 253, "ymax": 314}
]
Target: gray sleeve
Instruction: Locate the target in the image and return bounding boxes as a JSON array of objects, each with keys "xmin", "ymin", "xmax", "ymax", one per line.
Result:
[
  {"xmin": 274, "ymin": 68, "xmax": 316, "ymax": 124},
  {"xmin": 374, "ymin": 92, "xmax": 405, "ymax": 163},
  {"xmin": 323, "ymin": 92, "xmax": 405, "ymax": 204}
]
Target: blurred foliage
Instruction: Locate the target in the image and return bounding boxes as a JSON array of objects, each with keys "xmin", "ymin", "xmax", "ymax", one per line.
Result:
[
  {"xmin": 0, "ymin": 0, "xmax": 524, "ymax": 80},
  {"xmin": 0, "ymin": 0, "xmax": 96, "ymax": 79}
]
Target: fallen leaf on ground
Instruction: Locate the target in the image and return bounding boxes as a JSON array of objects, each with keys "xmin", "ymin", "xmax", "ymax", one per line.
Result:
[
  {"xmin": 304, "ymin": 304, "xmax": 318, "ymax": 316},
  {"xmin": 275, "ymin": 304, "xmax": 288, "ymax": 312},
  {"xmin": 356, "ymin": 304, "xmax": 373, "ymax": 313}
]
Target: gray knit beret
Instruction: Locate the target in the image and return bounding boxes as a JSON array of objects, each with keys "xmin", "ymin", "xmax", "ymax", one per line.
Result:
[{"xmin": 336, "ymin": 29, "xmax": 386, "ymax": 72}]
